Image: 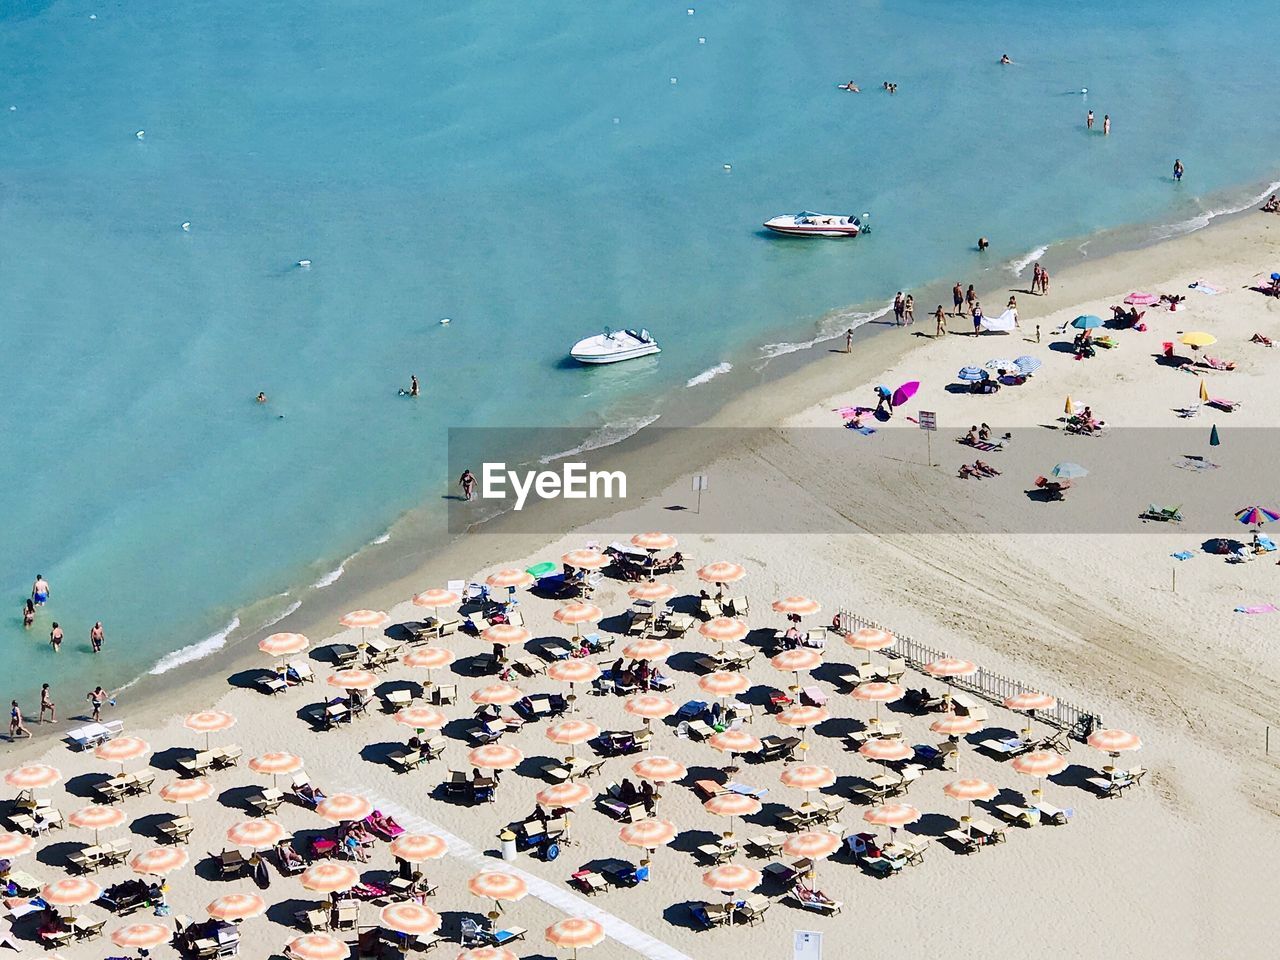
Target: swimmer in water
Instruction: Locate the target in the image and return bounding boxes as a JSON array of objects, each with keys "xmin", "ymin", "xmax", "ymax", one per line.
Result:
[
  {"xmin": 1087, "ymin": 110, "xmax": 1094, "ymax": 130},
  {"xmin": 1000, "ymin": 54, "xmax": 1011, "ymax": 64},
  {"xmin": 838, "ymin": 81, "xmax": 859, "ymax": 92},
  {"xmin": 256, "ymin": 392, "xmax": 267, "ymax": 404},
  {"xmin": 399, "ymin": 375, "xmax": 419, "ymax": 397}
]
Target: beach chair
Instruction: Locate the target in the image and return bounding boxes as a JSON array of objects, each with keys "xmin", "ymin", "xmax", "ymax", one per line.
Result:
[
  {"xmin": 334, "ymin": 901, "xmax": 359, "ymax": 931},
  {"xmin": 1036, "ymin": 726, "xmax": 1072, "ymax": 753},
  {"xmin": 996, "ymin": 804, "xmax": 1039, "ymax": 828},
  {"xmin": 978, "ymin": 737, "xmax": 1034, "ymax": 758},
  {"xmin": 944, "ymin": 827, "xmax": 982, "ymax": 854},
  {"xmin": 177, "ymin": 750, "xmax": 215, "ymax": 777},
  {"xmin": 67, "ymin": 845, "xmax": 104, "ymax": 874},
  {"xmin": 211, "ymin": 744, "xmax": 243, "ymax": 768},
  {"xmin": 389, "ymin": 747, "xmax": 427, "ymax": 773},
  {"xmin": 295, "ymin": 907, "xmax": 330, "ymax": 932},
  {"xmin": 258, "ymin": 672, "xmax": 288, "ymax": 695},
  {"xmin": 158, "ymin": 814, "xmax": 194, "ymax": 843},
  {"xmin": 219, "ymin": 848, "xmax": 249, "ymax": 877},
  {"xmin": 736, "ymin": 893, "xmax": 770, "ymax": 925},
  {"xmin": 1034, "ymin": 803, "xmax": 1074, "ymax": 825},
  {"xmin": 288, "ymin": 660, "xmax": 314, "ymax": 684},
  {"xmin": 381, "ymin": 688, "xmax": 414, "ymax": 712},
  {"xmin": 693, "ymin": 779, "xmax": 726, "ymax": 801},
  {"xmin": 1140, "ymin": 504, "xmax": 1183, "ymax": 523},
  {"xmin": 432, "ymin": 684, "xmax": 457, "ymax": 705},
  {"xmin": 74, "ymin": 917, "xmax": 106, "ymax": 941},
  {"xmin": 130, "ymin": 769, "xmax": 157, "ymax": 794},
  {"xmin": 746, "ymin": 832, "xmax": 785, "ymax": 857},
  {"xmin": 93, "ymin": 777, "xmax": 128, "ymax": 804},
  {"xmin": 597, "ymin": 783, "xmax": 645, "ymax": 822},
  {"xmin": 691, "ymin": 902, "xmax": 732, "ymax": 929},
  {"xmin": 699, "ymin": 598, "xmax": 724, "ymax": 620},
  {"xmin": 246, "ymin": 787, "xmax": 285, "ymax": 816},
  {"xmin": 101, "ymin": 837, "xmax": 133, "ymax": 865},
  {"xmin": 800, "ymin": 685, "xmax": 827, "ymax": 707},
  {"xmin": 696, "ymin": 838, "xmax": 738, "ymax": 864},
  {"xmin": 791, "ymin": 881, "xmax": 842, "ymax": 914},
  {"xmin": 758, "ymin": 735, "xmax": 800, "ymax": 763},
  {"xmin": 490, "ymin": 926, "xmax": 527, "ymax": 947},
  {"xmin": 570, "ymin": 870, "xmax": 609, "ymax": 895},
  {"xmin": 331, "ymin": 644, "xmax": 360, "ymax": 667}
]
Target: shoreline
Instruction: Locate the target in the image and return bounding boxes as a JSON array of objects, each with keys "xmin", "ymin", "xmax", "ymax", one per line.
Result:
[{"xmin": 8, "ymin": 182, "xmax": 1278, "ymax": 766}]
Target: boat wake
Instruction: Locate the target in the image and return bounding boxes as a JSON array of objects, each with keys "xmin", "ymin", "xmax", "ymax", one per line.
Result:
[
  {"xmin": 539, "ymin": 414, "xmax": 661, "ymax": 465},
  {"xmin": 686, "ymin": 362, "xmax": 732, "ymax": 387}
]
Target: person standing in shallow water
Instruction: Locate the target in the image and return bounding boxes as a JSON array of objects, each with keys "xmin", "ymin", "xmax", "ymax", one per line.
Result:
[
  {"xmin": 1087, "ymin": 110, "xmax": 1094, "ymax": 130},
  {"xmin": 10, "ymin": 701, "xmax": 31, "ymax": 740},
  {"xmin": 90, "ymin": 621, "xmax": 105, "ymax": 653},
  {"xmin": 31, "ymin": 574, "xmax": 49, "ymax": 606},
  {"xmin": 1173, "ymin": 159, "xmax": 1184, "ymax": 182},
  {"xmin": 49, "ymin": 622, "xmax": 63, "ymax": 653},
  {"xmin": 458, "ymin": 470, "xmax": 476, "ymax": 501},
  {"xmin": 1103, "ymin": 114, "xmax": 1110, "ymax": 135}
]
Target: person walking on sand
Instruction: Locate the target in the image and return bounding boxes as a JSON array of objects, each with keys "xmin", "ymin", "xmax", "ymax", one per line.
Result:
[
  {"xmin": 1041, "ymin": 267, "xmax": 1051, "ymax": 294},
  {"xmin": 1031, "ymin": 262, "xmax": 1043, "ymax": 295},
  {"xmin": 90, "ymin": 621, "xmax": 104, "ymax": 654},
  {"xmin": 1103, "ymin": 114, "xmax": 1110, "ymax": 135},
  {"xmin": 972, "ymin": 301, "xmax": 984, "ymax": 337},
  {"xmin": 9, "ymin": 701, "xmax": 31, "ymax": 740},
  {"xmin": 31, "ymin": 575, "xmax": 50, "ymax": 607},
  {"xmin": 49, "ymin": 622, "xmax": 63, "ymax": 653},
  {"xmin": 845, "ymin": 328, "xmax": 854, "ymax": 353},
  {"xmin": 903, "ymin": 294, "xmax": 915, "ymax": 325},
  {"xmin": 458, "ymin": 469, "xmax": 477, "ymax": 501},
  {"xmin": 88, "ymin": 686, "xmax": 107, "ymax": 722},
  {"xmin": 952, "ymin": 282, "xmax": 964, "ymax": 317},
  {"xmin": 39, "ymin": 684, "xmax": 55, "ymax": 723},
  {"xmin": 1173, "ymin": 159, "xmax": 1184, "ymax": 182},
  {"xmin": 965, "ymin": 284, "xmax": 977, "ymax": 316},
  {"xmin": 1087, "ymin": 110, "xmax": 1094, "ymax": 130},
  {"xmin": 893, "ymin": 292, "xmax": 904, "ymax": 325},
  {"xmin": 934, "ymin": 305, "xmax": 947, "ymax": 338}
]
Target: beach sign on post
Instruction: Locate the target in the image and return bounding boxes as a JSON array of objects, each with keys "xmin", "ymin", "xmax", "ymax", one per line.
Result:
[
  {"xmin": 918, "ymin": 410, "xmax": 937, "ymax": 466},
  {"xmin": 692, "ymin": 473, "xmax": 709, "ymax": 513},
  {"xmin": 794, "ymin": 930, "xmax": 823, "ymax": 960}
]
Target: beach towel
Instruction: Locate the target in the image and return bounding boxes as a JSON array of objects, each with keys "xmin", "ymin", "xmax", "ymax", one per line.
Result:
[
  {"xmin": 1172, "ymin": 456, "xmax": 1219, "ymax": 471},
  {"xmin": 1171, "ymin": 551, "xmax": 1194, "ymax": 561},
  {"xmin": 1189, "ymin": 280, "xmax": 1221, "ymax": 295},
  {"xmin": 847, "ymin": 425, "xmax": 877, "ymax": 435},
  {"xmin": 981, "ymin": 309, "xmax": 1018, "ymax": 333},
  {"xmin": 1234, "ymin": 604, "xmax": 1278, "ymax": 614}
]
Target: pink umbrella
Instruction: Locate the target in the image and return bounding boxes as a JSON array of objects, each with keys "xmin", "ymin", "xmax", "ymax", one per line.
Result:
[
  {"xmin": 1124, "ymin": 292, "xmax": 1158, "ymax": 306},
  {"xmin": 891, "ymin": 380, "xmax": 920, "ymax": 408}
]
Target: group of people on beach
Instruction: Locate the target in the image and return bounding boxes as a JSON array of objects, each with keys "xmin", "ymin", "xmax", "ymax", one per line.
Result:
[
  {"xmin": 892, "ymin": 292, "xmax": 915, "ymax": 325},
  {"xmin": 22, "ymin": 575, "xmax": 106, "ymax": 654},
  {"xmin": 1031, "ymin": 262, "xmax": 1051, "ymax": 295}
]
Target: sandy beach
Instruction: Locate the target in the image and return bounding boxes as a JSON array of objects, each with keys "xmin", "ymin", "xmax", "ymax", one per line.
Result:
[{"xmin": 5, "ymin": 210, "xmax": 1280, "ymax": 960}]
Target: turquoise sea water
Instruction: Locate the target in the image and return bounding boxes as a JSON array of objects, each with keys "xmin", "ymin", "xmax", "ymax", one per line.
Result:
[{"xmin": 2, "ymin": 0, "xmax": 1278, "ymax": 703}]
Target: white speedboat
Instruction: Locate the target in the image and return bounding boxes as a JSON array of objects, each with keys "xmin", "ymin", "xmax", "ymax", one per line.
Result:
[
  {"xmin": 764, "ymin": 211, "xmax": 867, "ymax": 237},
  {"xmin": 570, "ymin": 328, "xmax": 661, "ymax": 365}
]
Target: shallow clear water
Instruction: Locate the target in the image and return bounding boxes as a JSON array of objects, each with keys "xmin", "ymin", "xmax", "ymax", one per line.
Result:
[{"xmin": 2, "ymin": 0, "xmax": 1277, "ymax": 701}]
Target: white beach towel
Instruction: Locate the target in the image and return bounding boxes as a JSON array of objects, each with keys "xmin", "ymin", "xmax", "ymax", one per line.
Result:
[{"xmin": 981, "ymin": 308, "xmax": 1018, "ymax": 333}]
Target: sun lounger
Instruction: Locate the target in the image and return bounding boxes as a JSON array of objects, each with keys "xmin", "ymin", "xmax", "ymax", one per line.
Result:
[
  {"xmin": 746, "ymin": 831, "xmax": 785, "ymax": 856},
  {"xmin": 944, "ymin": 828, "xmax": 982, "ymax": 853},
  {"xmin": 247, "ymin": 787, "xmax": 285, "ymax": 816},
  {"xmin": 735, "ymin": 893, "xmax": 769, "ymax": 926},
  {"xmin": 66, "ymin": 719, "xmax": 125, "ymax": 750},
  {"xmin": 996, "ymin": 804, "xmax": 1039, "ymax": 827},
  {"xmin": 596, "ymin": 782, "xmax": 646, "ymax": 821},
  {"xmin": 696, "ymin": 838, "xmax": 738, "ymax": 864},
  {"xmin": 691, "ymin": 902, "xmax": 732, "ymax": 929},
  {"xmin": 67, "ymin": 845, "xmax": 105, "ymax": 873},
  {"xmin": 969, "ymin": 819, "xmax": 1005, "ymax": 844},
  {"xmin": 177, "ymin": 750, "xmax": 215, "ymax": 777},
  {"xmin": 979, "ymin": 737, "xmax": 1034, "ymax": 758},
  {"xmin": 1207, "ymin": 397, "xmax": 1241, "ymax": 412},
  {"xmin": 699, "ymin": 598, "xmax": 724, "ymax": 620},
  {"xmin": 758, "ymin": 735, "xmax": 800, "ymax": 762},
  {"xmin": 381, "ymin": 689, "xmax": 414, "ymax": 712},
  {"xmin": 693, "ymin": 779, "xmax": 726, "ymax": 801},
  {"xmin": 1034, "ymin": 803, "xmax": 1074, "ymax": 825},
  {"xmin": 258, "ymin": 672, "xmax": 288, "ymax": 695},
  {"xmin": 725, "ymin": 781, "xmax": 768, "ymax": 798},
  {"xmin": 211, "ymin": 744, "xmax": 242, "ymax": 768},
  {"xmin": 489, "ymin": 926, "xmax": 527, "ymax": 947},
  {"xmin": 158, "ymin": 814, "xmax": 194, "ymax": 843},
  {"xmin": 389, "ymin": 747, "xmax": 428, "ymax": 773},
  {"xmin": 792, "ymin": 882, "xmax": 842, "ymax": 914},
  {"xmin": 1140, "ymin": 504, "xmax": 1183, "ymax": 523},
  {"xmin": 571, "ymin": 870, "xmax": 609, "ymax": 895}
]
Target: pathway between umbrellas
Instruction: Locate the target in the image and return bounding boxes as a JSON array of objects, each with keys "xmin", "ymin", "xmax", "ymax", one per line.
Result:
[{"xmin": 353, "ymin": 789, "xmax": 694, "ymax": 960}]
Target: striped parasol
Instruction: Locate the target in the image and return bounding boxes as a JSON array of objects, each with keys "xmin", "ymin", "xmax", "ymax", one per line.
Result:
[
  {"xmin": 1235, "ymin": 506, "xmax": 1280, "ymax": 528},
  {"xmin": 623, "ymin": 639, "xmax": 674, "ymax": 662},
  {"xmin": 562, "ymin": 549, "xmax": 608, "ymax": 570},
  {"xmin": 43, "ymin": 877, "xmax": 101, "ymax": 907},
  {"xmin": 111, "ymin": 922, "xmax": 172, "ymax": 949},
  {"xmin": 772, "ymin": 596, "xmax": 821, "ymax": 617},
  {"xmin": 468, "ymin": 744, "xmax": 523, "ymax": 770},
  {"xmin": 129, "ymin": 846, "xmax": 189, "ymax": 876},
  {"xmin": 4, "ymin": 763, "xmax": 62, "ymax": 790},
  {"xmin": 226, "ymin": 819, "xmax": 288, "ymax": 849},
  {"xmin": 698, "ymin": 671, "xmax": 749, "ymax": 699},
  {"xmin": 0, "ymin": 832, "xmax": 35, "ymax": 859},
  {"xmin": 380, "ymin": 902, "xmax": 441, "ymax": 936},
  {"xmin": 471, "ymin": 683, "xmax": 523, "ymax": 706},
  {"xmin": 631, "ymin": 532, "xmax": 677, "ymax": 552},
  {"xmin": 389, "ymin": 833, "xmax": 448, "ymax": 862},
  {"xmin": 547, "ymin": 916, "xmax": 606, "ymax": 958},
  {"xmin": 632, "ymin": 755, "xmax": 686, "ymax": 783},
  {"xmin": 258, "ymin": 632, "xmax": 309, "ymax": 657},
  {"xmin": 300, "ymin": 862, "xmax": 359, "ymax": 893},
  {"xmin": 412, "ymin": 588, "xmax": 461, "ymax": 610},
  {"xmin": 206, "ymin": 892, "xmax": 267, "ymax": 921},
  {"xmin": 316, "ymin": 793, "xmax": 374, "ymax": 824},
  {"xmin": 485, "ymin": 568, "xmax": 533, "ymax": 589},
  {"xmin": 481, "ymin": 624, "xmax": 532, "ymax": 648},
  {"xmin": 697, "ymin": 561, "xmax": 747, "ymax": 585},
  {"xmin": 403, "ymin": 647, "xmax": 456, "ymax": 670},
  {"xmin": 628, "ymin": 581, "xmax": 676, "ymax": 601},
  {"xmin": 92, "ymin": 735, "xmax": 150, "ymax": 767},
  {"xmin": 1086, "ymin": 728, "xmax": 1143, "ymax": 754},
  {"xmin": 326, "ymin": 669, "xmax": 377, "ymax": 691},
  {"xmin": 284, "ymin": 934, "xmax": 349, "ymax": 960},
  {"xmin": 624, "ymin": 694, "xmax": 677, "ymax": 721}
]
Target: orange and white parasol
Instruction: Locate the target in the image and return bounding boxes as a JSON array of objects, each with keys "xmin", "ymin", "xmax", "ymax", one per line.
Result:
[
  {"xmin": 380, "ymin": 902, "xmax": 441, "ymax": 936},
  {"xmin": 316, "ymin": 793, "xmax": 374, "ymax": 824},
  {"xmin": 206, "ymin": 892, "xmax": 267, "ymax": 921},
  {"xmin": 389, "ymin": 833, "xmax": 448, "ymax": 863},
  {"xmin": 468, "ymin": 744, "xmax": 523, "ymax": 770},
  {"xmin": 300, "ymin": 861, "xmax": 359, "ymax": 893}
]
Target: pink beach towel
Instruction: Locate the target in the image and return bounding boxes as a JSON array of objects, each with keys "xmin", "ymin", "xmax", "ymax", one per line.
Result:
[{"xmin": 1234, "ymin": 604, "xmax": 1278, "ymax": 615}]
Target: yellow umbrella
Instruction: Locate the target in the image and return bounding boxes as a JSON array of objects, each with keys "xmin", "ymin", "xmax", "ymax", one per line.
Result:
[
  {"xmin": 1180, "ymin": 331, "xmax": 1216, "ymax": 348},
  {"xmin": 1199, "ymin": 379, "xmax": 1209, "ymax": 402}
]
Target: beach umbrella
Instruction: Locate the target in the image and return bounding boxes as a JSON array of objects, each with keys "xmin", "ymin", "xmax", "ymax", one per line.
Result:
[
  {"xmin": 1179, "ymin": 331, "xmax": 1216, "ymax": 348},
  {"xmin": 284, "ymin": 934, "xmax": 350, "ymax": 960},
  {"xmin": 772, "ymin": 596, "xmax": 821, "ymax": 617},
  {"xmin": 985, "ymin": 358, "xmax": 1015, "ymax": 371},
  {"xmin": 781, "ymin": 829, "xmax": 841, "ymax": 877},
  {"xmin": 957, "ymin": 366, "xmax": 987, "ymax": 382},
  {"xmin": 851, "ymin": 681, "xmax": 904, "ymax": 725},
  {"xmin": 389, "ymin": 833, "xmax": 448, "ymax": 863},
  {"xmin": 704, "ymin": 792, "xmax": 762, "ymax": 838},
  {"xmin": 943, "ymin": 777, "xmax": 998, "ymax": 835},
  {"xmin": 43, "ymin": 877, "xmax": 101, "ymax": 910},
  {"xmin": 0, "ymin": 831, "xmax": 35, "ymax": 859},
  {"xmin": 1004, "ymin": 691, "xmax": 1057, "ymax": 735},
  {"xmin": 1273, "ymin": 273, "xmax": 1280, "ymax": 282},
  {"xmin": 226, "ymin": 819, "xmax": 288, "ymax": 849},
  {"xmin": 1210, "ymin": 424, "xmax": 1220, "ymax": 447},
  {"xmin": 1051, "ymin": 462, "xmax": 1088, "ymax": 480},
  {"xmin": 481, "ymin": 624, "xmax": 531, "ymax": 650},
  {"xmin": 536, "ymin": 781, "xmax": 593, "ymax": 810},
  {"xmin": 111, "ymin": 922, "xmax": 172, "ymax": 950},
  {"xmin": 468, "ymin": 743, "xmax": 523, "ymax": 771},
  {"xmin": 412, "ymin": 588, "xmax": 461, "ymax": 610},
  {"xmin": 392, "ymin": 707, "xmax": 447, "ymax": 735},
  {"xmin": 701, "ymin": 862, "xmax": 761, "ymax": 904},
  {"xmin": 844, "ymin": 627, "xmax": 896, "ymax": 671},
  {"xmin": 553, "ymin": 602, "xmax": 603, "ymax": 641},
  {"xmin": 1071, "ymin": 314, "xmax": 1102, "ymax": 329},
  {"xmin": 183, "ymin": 710, "xmax": 237, "ymax": 750},
  {"xmin": 69, "ymin": 804, "xmax": 126, "ymax": 843},
  {"xmin": 632, "ymin": 755, "xmax": 687, "ymax": 784},
  {"xmin": 248, "ymin": 752, "xmax": 305, "ymax": 789},
  {"xmin": 623, "ymin": 638, "xmax": 674, "ymax": 662},
  {"xmin": 93, "ymin": 737, "xmax": 150, "ymax": 773},
  {"xmin": 468, "ymin": 870, "xmax": 528, "ymax": 919},
  {"xmin": 380, "ymin": 902, "xmax": 441, "ymax": 937},
  {"xmin": 259, "ymin": 632, "xmax": 309, "ymax": 658},
  {"xmin": 707, "ymin": 729, "xmax": 761, "ymax": 774},
  {"xmin": 318, "ymin": 793, "xmax": 375, "ymax": 824},
  {"xmin": 562, "ymin": 549, "xmax": 608, "ymax": 570},
  {"xmin": 858, "ymin": 738, "xmax": 913, "ymax": 764},
  {"xmin": 1011, "ymin": 750, "xmax": 1068, "ymax": 806},
  {"xmin": 485, "ymin": 569, "xmax": 533, "ymax": 590},
  {"xmin": 471, "ymin": 683, "xmax": 523, "ymax": 706},
  {"xmin": 930, "ymin": 714, "xmax": 980, "ymax": 737},
  {"xmin": 619, "ymin": 818, "xmax": 676, "ymax": 850},
  {"xmin": 160, "ymin": 778, "xmax": 214, "ymax": 815},
  {"xmin": 698, "ymin": 670, "xmax": 750, "ymax": 700},
  {"xmin": 402, "ymin": 646, "xmax": 456, "ymax": 688},
  {"xmin": 339, "ymin": 609, "xmax": 391, "ymax": 645},
  {"xmin": 1014, "ymin": 355, "xmax": 1042, "ymax": 375},
  {"xmin": 863, "ymin": 802, "xmax": 921, "ymax": 841},
  {"xmin": 628, "ymin": 580, "xmax": 676, "ymax": 602},
  {"xmin": 459, "ymin": 950, "xmax": 520, "ymax": 960},
  {"xmin": 4, "ymin": 763, "xmax": 62, "ymax": 791},
  {"xmin": 1086, "ymin": 728, "xmax": 1143, "ymax": 755},
  {"xmin": 631, "ymin": 532, "xmax": 678, "ymax": 552},
  {"xmin": 779, "ymin": 763, "xmax": 836, "ymax": 810},
  {"xmin": 546, "ymin": 917, "xmax": 605, "ymax": 960},
  {"xmin": 547, "ymin": 658, "xmax": 601, "ymax": 685},
  {"xmin": 206, "ymin": 892, "xmax": 267, "ymax": 921},
  {"xmin": 545, "ymin": 719, "xmax": 600, "ymax": 760},
  {"xmin": 326, "ymin": 669, "xmax": 377, "ymax": 692},
  {"xmin": 891, "ymin": 380, "xmax": 920, "ymax": 407},
  {"xmin": 771, "ymin": 648, "xmax": 822, "ymax": 691},
  {"xmin": 624, "ymin": 694, "xmax": 677, "ymax": 724},
  {"xmin": 1124, "ymin": 292, "xmax": 1158, "ymax": 306},
  {"xmin": 698, "ymin": 616, "xmax": 748, "ymax": 649},
  {"xmin": 301, "ymin": 861, "xmax": 359, "ymax": 894},
  {"xmin": 130, "ymin": 846, "xmax": 189, "ymax": 876},
  {"xmin": 697, "ymin": 561, "xmax": 747, "ymax": 586},
  {"xmin": 1235, "ymin": 506, "xmax": 1280, "ymax": 528},
  {"xmin": 776, "ymin": 704, "xmax": 829, "ymax": 738}
]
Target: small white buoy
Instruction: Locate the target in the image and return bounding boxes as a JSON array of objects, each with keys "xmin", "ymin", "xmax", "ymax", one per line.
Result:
[
  {"xmin": 612, "ymin": 117, "xmax": 620, "ymax": 124},
  {"xmin": 181, "ymin": 222, "xmax": 191, "ymax": 232},
  {"xmin": 723, "ymin": 163, "xmax": 731, "ymax": 171},
  {"xmin": 698, "ymin": 37, "xmax": 706, "ymax": 44},
  {"xmin": 297, "ymin": 259, "xmax": 311, "ymax": 268},
  {"xmin": 440, "ymin": 318, "xmax": 451, "ymax": 325},
  {"xmin": 136, "ymin": 130, "xmax": 145, "ymax": 140},
  {"xmin": 8, "ymin": 106, "xmax": 16, "ymax": 112},
  {"xmin": 670, "ymin": 77, "xmax": 678, "ymax": 85},
  {"xmin": 1081, "ymin": 87, "xmax": 1088, "ymax": 94},
  {"xmin": 687, "ymin": 8, "xmax": 694, "ymax": 14},
  {"xmin": 89, "ymin": 13, "xmax": 97, "ymax": 19}
]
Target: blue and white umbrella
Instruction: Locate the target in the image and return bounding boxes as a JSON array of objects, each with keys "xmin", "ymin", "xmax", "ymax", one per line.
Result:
[
  {"xmin": 1014, "ymin": 355, "xmax": 1042, "ymax": 375},
  {"xmin": 957, "ymin": 366, "xmax": 988, "ymax": 382}
]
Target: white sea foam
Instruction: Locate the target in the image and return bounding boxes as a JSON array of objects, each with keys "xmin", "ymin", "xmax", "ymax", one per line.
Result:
[
  {"xmin": 1147, "ymin": 179, "xmax": 1280, "ymax": 242},
  {"xmin": 686, "ymin": 362, "xmax": 732, "ymax": 387},
  {"xmin": 758, "ymin": 305, "xmax": 891, "ymax": 363},
  {"xmin": 147, "ymin": 617, "xmax": 240, "ymax": 675},
  {"xmin": 312, "ymin": 560, "xmax": 348, "ymax": 589},
  {"xmin": 1008, "ymin": 245, "xmax": 1047, "ymax": 276},
  {"xmin": 263, "ymin": 600, "xmax": 303, "ymax": 627},
  {"xmin": 538, "ymin": 414, "xmax": 661, "ymax": 465},
  {"xmin": 372, "ymin": 531, "xmax": 392, "ymax": 545}
]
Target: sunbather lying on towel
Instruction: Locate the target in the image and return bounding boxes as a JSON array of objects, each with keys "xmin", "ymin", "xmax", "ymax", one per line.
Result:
[
  {"xmin": 1250, "ymin": 333, "xmax": 1274, "ymax": 346},
  {"xmin": 1200, "ymin": 356, "xmax": 1236, "ymax": 370}
]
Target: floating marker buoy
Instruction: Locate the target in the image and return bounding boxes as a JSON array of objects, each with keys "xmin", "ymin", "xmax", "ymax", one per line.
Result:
[
  {"xmin": 670, "ymin": 77, "xmax": 678, "ymax": 84},
  {"xmin": 297, "ymin": 259, "xmax": 311, "ymax": 268},
  {"xmin": 698, "ymin": 37, "xmax": 706, "ymax": 44},
  {"xmin": 612, "ymin": 117, "xmax": 620, "ymax": 124},
  {"xmin": 136, "ymin": 130, "xmax": 145, "ymax": 140},
  {"xmin": 8, "ymin": 106, "xmax": 15, "ymax": 112},
  {"xmin": 440, "ymin": 318, "xmax": 451, "ymax": 325},
  {"xmin": 181, "ymin": 222, "xmax": 190, "ymax": 231},
  {"xmin": 723, "ymin": 164, "xmax": 731, "ymax": 171},
  {"xmin": 687, "ymin": 8, "xmax": 694, "ymax": 14},
  {"xmin": 1081, "ymin": 87, "xmax": 1088, "ymax": 94}
]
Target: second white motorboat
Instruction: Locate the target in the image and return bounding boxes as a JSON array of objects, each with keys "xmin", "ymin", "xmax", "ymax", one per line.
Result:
[
  {"xmin": 570, "ymin": 328, "xmax": 661, "ymax": 364},
  {"xmin": 763, "ymin": 211, "xmax": 868, "ymax": 237}
]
